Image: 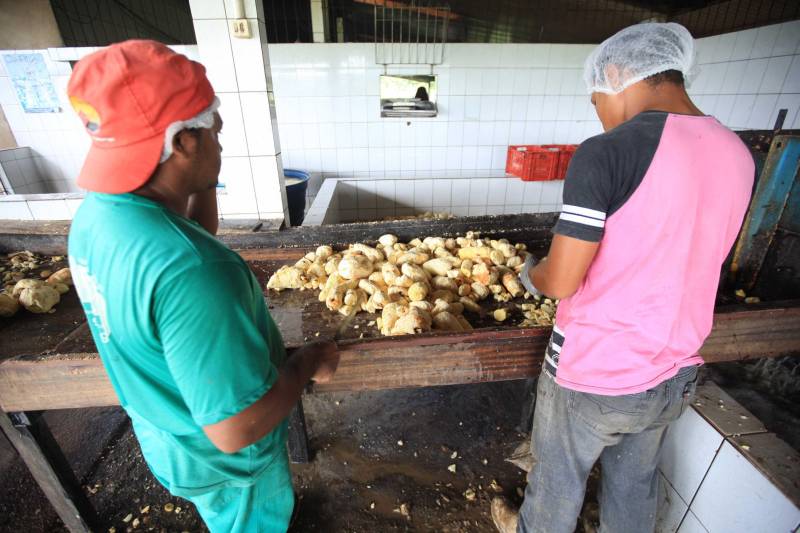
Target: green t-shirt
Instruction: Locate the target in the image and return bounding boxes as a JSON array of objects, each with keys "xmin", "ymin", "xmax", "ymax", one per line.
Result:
[{"xmin": 68, "ymin": 192, "xmax": 288, "ymax": 496}]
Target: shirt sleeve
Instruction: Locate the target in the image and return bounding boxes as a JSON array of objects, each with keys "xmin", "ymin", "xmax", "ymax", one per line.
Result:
[
  {"xmin": 154, "ymin": 260, "xmax": 278, "ymax": 426},
  {"xmin": 552, "ymin": 138, "xmax": 614, "ymax": 242}
]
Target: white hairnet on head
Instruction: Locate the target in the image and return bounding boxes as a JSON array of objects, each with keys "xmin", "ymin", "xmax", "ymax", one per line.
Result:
[
  {"xmin": 583, "ymin": 22, "xmax": 696, "ymax": 95},
  {"xmin": 160, "ymin": 96, "xmax": 221, "ymax": 163}
]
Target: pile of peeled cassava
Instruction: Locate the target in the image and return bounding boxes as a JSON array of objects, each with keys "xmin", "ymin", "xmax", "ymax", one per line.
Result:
[
  {"xmin": 267, "ymin": 231, "xmax": 557, "ymax": 336},
  {"xmin": 0, "ymin": 251, "xmax": 72, "ymax": 317}
]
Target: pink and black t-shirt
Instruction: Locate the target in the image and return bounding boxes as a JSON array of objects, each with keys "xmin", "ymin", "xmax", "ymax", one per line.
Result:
[{"xmin": 546, "ymin": 111, "xmax": 754, "ymax": 395}]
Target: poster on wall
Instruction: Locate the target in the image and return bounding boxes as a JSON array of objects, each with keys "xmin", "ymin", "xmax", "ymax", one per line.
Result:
[{"xmin": 2, "ymin": 53, "xmax": 61, "ymax": 113}]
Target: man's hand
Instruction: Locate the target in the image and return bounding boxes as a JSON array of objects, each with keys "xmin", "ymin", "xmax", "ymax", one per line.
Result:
[
  {"xmin": 186, "ymin": 188, "xmax": 219, "ymax": 235},
  {"xmin": 202, "ymin": 341, "xmax": 339, "ymax": 454},
  {"xmin": 299, "ymin": 340, "xmax": 340, "ymax": 383}
]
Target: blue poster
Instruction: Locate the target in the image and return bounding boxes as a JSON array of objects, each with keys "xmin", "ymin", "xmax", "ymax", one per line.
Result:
[{"xmin": 2, "ymin": 53, "xmax": 60, "ymax": 113}]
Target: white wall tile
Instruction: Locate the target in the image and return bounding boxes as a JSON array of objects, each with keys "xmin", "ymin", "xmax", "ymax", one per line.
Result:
[
  {"xmin": 712, "ymin": 95, "xmax": 737, "ymax": 124},
  {"xmin": 476, "ymin": 146, "xmax": 492, "ymax": 169},
  {"xmin": 193, "ymin": 19, "xmax": 238, "ymax": 93},
  {"xmin": 730, "ymin": 28, "xmax": 758, "ymax": 61},
  {"xmin": 395, "ymin": 178, "xmax": 414, "ymax": 206},
  {"xmin": 413, "ymin": 179, "xmax": 433, "ymax": 208},
  {"xmin": 659, "ymin": 408, "xmax": 723, "ymax": 505},
  {"xmin": 432, "ymin": 179, "xmax": 451, "ymax": 205},
  {"xmin": 481, "ymin": 70, "xmax": 499, "ymax": 96},
  {"xmin": 229, "ymin": 22, "xmax": 268, "ymax": 92},
  {"xmin": 27, "ymin": 199, "xmax": 71, "ymax": 220},
  {"xmin": 486, "ymin": 178, "xmax": 507, "ymax": 205},
  {"xmin": 709, "ymin": 33, "xmax": 737, "ymax": 63},
  {"xmin": 240, "ymin": 92, "xmax": 278, "ymax": 156},
  {"xmin": 719, "ymin": 61, "xmax": 746, "ymax": 94},
  {"xmin": 760, "ymin": 56, "xmax": 793, "ymax": 93},
  {"xmin": 676, "ymin": 511, "xmax": 708, "ymax": 533},
  {"xmin": 375, "ymin": 179, "xmax": 395, "ymax": 208},
  {"xmin": 690, "ymin": 441, "xmax": 800, "ymax": 533},
  {"xmin": 737, "ymin": 58, "xmax": 770, "ymax": 94},
  {"xmin": 0, "ymin": 201, "xmax": 33, "ymax": 220},
  {"xmin": 385, "ymin": 147, "xmax": 401, "ymax": 171},
  {"xmin": 523, "ymin": 181, "xmax": 543, "ymax": 205},
  {"xmin": 656, "ymin": 473, "xmax": 689, "ymax": 533},
  {"xmin": 250, "ymin": 155, "xmax": 286, "ymax": 219},
  {"xmin": 750, "ymin": 24, "xmax": 781, "ymax": 59},
  {"xmin": 351, "ymin": 123, "xmax": 369, "ymax": 148},
  {"xmin": 772, "ymin": 20, "xmax": 800, "ymax": 56},
  {"xmin": 218, "ymin": 156, "xmax": 258, "ymax": 215},
  {"xmin": 218, "ymin": 92, "xmax": 249, "ymax": 157},
  {"xmin": 415, "ymin": 147, "xmax": 432, "ymax": 172},
  {"xmin": 727, "ymin": 94, "xmax": 756, "ymax": 128},
  {"xmin": 468, "ymin": 177, "xmax": 488, "ymax": 205},
  {"xmin": 782, "ymin": 55, "xmax": 800, "ymax": 94},
  {"xmin": 461, "ymin": 146, "xmax": 477, "ymax": 170},
  {"xmin": 508, "ymin": 122, "xmax": 526, "ymax": 144}
]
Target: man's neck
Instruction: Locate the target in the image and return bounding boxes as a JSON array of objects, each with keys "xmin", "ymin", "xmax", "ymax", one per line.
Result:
[
  {"xmin": 625, "ymin": 84, "xmax": 703, "ymax": 121},
  {"xmin": 133, "ymin": 181, "xmax": 190, "ymax": 217}
]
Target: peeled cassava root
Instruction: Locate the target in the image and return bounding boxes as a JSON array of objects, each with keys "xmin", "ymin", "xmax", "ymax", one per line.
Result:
[
  {"xmin": 0, "ymin": 266, "xmax": 72, "ymax": 318},
  {"xmin": 266, "ymin": 231, "xmax": 557, "ymax": 336}
]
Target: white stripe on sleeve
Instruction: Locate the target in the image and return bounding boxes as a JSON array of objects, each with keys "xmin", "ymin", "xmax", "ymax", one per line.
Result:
[
  {"xmin": 559, "ymin": 212, "xmax": 605, "ymax": 228},
  {"xmin": 562, "ymin": 204, "xmax": 607, "ymax": 220}
]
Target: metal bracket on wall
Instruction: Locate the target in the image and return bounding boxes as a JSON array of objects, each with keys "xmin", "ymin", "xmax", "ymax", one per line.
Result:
[
  {"xmin": 373, "ymin": 1, "xmax": 450, "ymax": 66},
  {"xmin": 730, "ymin": 135, "xmax": 800, "ymax": 291}
]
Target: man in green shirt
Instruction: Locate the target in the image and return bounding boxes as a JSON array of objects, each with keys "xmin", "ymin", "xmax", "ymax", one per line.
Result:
[{"xmin": 67, "ymin": 40, "xmax": 338, "ymax": 532}]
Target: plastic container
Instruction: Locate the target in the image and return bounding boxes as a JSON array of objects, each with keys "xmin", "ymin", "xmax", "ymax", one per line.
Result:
[
  {"xmin": 505, "ymin": 145, "xmax": 560, "ymax": 181},
  {"xmin": 283, "ymin": 168, "xmax": 309, "ymax": 226},
  {"xmin": 541, "ymin": 144, "xmax": 579, "ymax": 179}
]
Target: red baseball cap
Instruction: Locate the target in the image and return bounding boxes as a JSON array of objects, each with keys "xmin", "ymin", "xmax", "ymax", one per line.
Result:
[{"xmin": 68, "ymin": 40, "xmax": 215, "ymax": 193}]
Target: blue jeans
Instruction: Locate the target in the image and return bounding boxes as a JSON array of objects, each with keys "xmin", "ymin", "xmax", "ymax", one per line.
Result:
[{"xmin": 518, "ymin": 366, "xmax": 699, "ymax": 533}]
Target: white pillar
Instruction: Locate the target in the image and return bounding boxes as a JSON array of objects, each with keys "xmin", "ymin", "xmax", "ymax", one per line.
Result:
[
  {"xmin": 310, "ymin": 0, "xmax": 329, "ymax": 43},
  {"xmin": 189, "ymin": 0, "xmax": 289, "ymax": 226}
]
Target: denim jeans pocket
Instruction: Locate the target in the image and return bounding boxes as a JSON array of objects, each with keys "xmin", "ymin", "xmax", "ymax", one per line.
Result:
[
  {"xmin": 569, "ymin": 389, "xmax": 656, "ymax": 433},
  {"xmin": 580, "ymin": 388, "xmax": 657, "ymax": 415}
]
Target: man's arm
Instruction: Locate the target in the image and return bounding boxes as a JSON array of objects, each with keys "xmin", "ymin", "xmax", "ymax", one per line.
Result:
[
  {"xmin": 527, "ymin": 234, "xmax": 599, "ymax": 300},
  {"xmin": 186, "ymin": 188, "xmax": 219, "ymax": 235},
  {"xmin": 203, "ymin": 341, "xmax": 338, "ymax": 454}
]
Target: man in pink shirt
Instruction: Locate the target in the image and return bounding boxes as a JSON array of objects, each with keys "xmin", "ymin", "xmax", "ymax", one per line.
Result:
[{"xmin": 492, "ymin": 23, "xmax": 754, "ymax": 533}]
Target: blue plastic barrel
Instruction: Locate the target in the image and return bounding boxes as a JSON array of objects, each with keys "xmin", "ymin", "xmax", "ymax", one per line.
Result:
[{"xmin": 283, "ymin": 169, "xmax": 309, "ymax": 226}]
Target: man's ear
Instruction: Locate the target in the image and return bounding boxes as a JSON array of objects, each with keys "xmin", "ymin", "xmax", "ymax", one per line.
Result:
[{"xmin": 171, "ymin": 129, "xmax": 200, "ymax": 160}]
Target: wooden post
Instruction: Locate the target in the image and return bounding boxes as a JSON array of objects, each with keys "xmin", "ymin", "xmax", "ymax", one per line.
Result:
[
  {"xmin": 287, "ymin": 401, "xmax": 310, "ymax": 464},
  {"xmin": 0, "ymin": 411, "xmax": 94, "ymax": 533}
]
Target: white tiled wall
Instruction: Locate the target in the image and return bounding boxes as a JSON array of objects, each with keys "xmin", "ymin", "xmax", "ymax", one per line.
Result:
[
  {"xmin": 272, "ymin": 21, "xmax": 800, "ymax": 209},
  {"xmin": 690, "ymin": 20, "xmax": 800, "ymax": 130},
  {"xmin": 270, "ymin": 41, "xmax": 601, "ymax": 209},
  {"xmin": 0, "ymin": 50, "xmax": 85, "ymax": 193},
  {"xmin": 302, "ymin": 176, "xmax": 563, "ymax": 225},
  {"xmin": 0, "ymin": 193, "xmax": 83, "ymax": 220},
  {"xmin": 0, "ymin": 146, "xmax": 78, "ymax": 194},
  {"xmin": 1, "ymin": 20, "xmax": 799, "ymax": 220},
  {"xmin": 689, "ymin": 441, "xmax": 800, "ymax": 532},
  {"xmin": 189, "ymin": 0, "xmax": 288, "ymax": 223},
  {"xmin": 656, "ymin": 395, "xmax": 800, "ymax": 533},
  {"xmin": 659, "ymin": 408, "xmax": 725, "ymax": 504}
]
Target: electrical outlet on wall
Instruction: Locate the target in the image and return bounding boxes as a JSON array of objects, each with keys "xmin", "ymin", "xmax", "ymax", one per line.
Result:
[{"xmin": 230, "ymin": 19, "xmax": 251, "ymax": 38}]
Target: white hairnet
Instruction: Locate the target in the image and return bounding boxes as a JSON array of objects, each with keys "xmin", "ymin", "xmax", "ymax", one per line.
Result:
[
  {"xmin": 583, "ymin": 22, "xmax": 696, "ymax": 95},
  {"xmin": 160, "ymin": 96, "xmax": 220, "ymax": 163}
]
